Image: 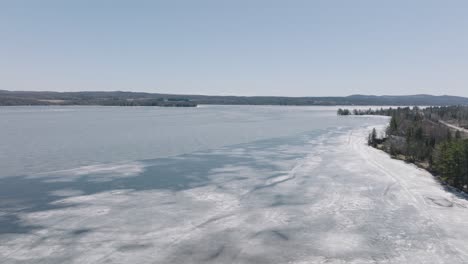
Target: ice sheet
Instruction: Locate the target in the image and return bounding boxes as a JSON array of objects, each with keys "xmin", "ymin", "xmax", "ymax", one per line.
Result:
[{"xmin": 1, "ymin": 124, "xmax": 468, "ymax": 263}]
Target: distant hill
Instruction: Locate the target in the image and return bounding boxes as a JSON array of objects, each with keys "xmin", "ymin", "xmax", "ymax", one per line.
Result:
[
  {"xmin": 1, "ymin": 90, "xmax": 468, "ymax": 106},
  {"xmin": 345, "ymin": 94, "xmax": 468, "ymax": 106}
]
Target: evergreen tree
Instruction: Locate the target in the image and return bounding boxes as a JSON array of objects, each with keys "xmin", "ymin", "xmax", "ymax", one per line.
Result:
[
  {"xmin": 368, "ymin": 128, "xmax": 378, "ymax": 147},
  {"xmin": 389, "ymin": 115, "xmax": 398, "ymax": 134}
]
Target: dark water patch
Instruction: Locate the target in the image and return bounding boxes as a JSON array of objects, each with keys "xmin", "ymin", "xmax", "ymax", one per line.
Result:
[
  {"xmin": 204, "ymin": 245, "xmax": 225, "ymax": 261},
  {"xmin": 252, "ymin": 175, "xmax": 295, "ymax": 192},
  {"xmin": 195, "ymin": 214, "xmax": 234, "ymax": 229},
  {"xmin": 271, "ymin": 230, "xmax": 290, "ymax": 241},
  {"xmin": 270, "ymin": 194, "xmax": 306, "ymax": 207},
  {"xmin": 265, "ymin": 173, "xmax": 288, "ymax": 180},
  {"xmin": 426, "ymin": 197, "xmax": 454, "ymax": 207},
  {"xmin": 253, "ymin": 229, "xmax": 290, "ymax": 241},
  {"xmin": 70, "ymin": 228, "xmax": 93, "ymax": 236},
  {"xmin": 118, "ymin": 243, "xmax": 153, "ymax": 252}
]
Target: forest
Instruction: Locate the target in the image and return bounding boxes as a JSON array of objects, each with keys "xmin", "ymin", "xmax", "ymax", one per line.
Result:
[
  {"xmin": 339, "ymin": 106, "xmax": 468, "ymax": 191},
  {"xmin": 4, "ymin": 90, "xmax": 468, "ymax": 106}
]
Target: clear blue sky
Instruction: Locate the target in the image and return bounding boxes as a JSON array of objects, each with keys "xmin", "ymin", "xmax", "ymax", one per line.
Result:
[{"xmin": 1, "ymin": 1, "xmax": 468, "ymax": 96}]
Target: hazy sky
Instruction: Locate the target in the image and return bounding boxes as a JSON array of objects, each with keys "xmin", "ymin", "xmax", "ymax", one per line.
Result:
[{"xmin": 1, "ymin": 1, "xmax": 468, "ymax": 96}]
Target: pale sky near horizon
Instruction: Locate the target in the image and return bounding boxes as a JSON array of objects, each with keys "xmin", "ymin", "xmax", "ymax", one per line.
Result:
[{"xmin": 1, "ymin": 1, "xmax": 468, "ymax": 97}]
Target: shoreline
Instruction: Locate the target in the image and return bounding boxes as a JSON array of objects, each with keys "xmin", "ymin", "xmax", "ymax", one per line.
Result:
[{"xmin": 371, "ymin": 142, "xmax": 468, "ymax": 199}]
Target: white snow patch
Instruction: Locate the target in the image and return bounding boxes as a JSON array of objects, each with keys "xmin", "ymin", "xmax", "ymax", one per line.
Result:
[{"xmin": 31, "ymin": 161, "xmax": 146, "ymax": 182}]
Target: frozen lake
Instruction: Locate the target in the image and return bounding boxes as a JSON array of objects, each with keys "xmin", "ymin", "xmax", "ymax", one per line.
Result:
[{"xmin": 1, "ymin": 106, "xmax": 468, "ymax": 263}]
